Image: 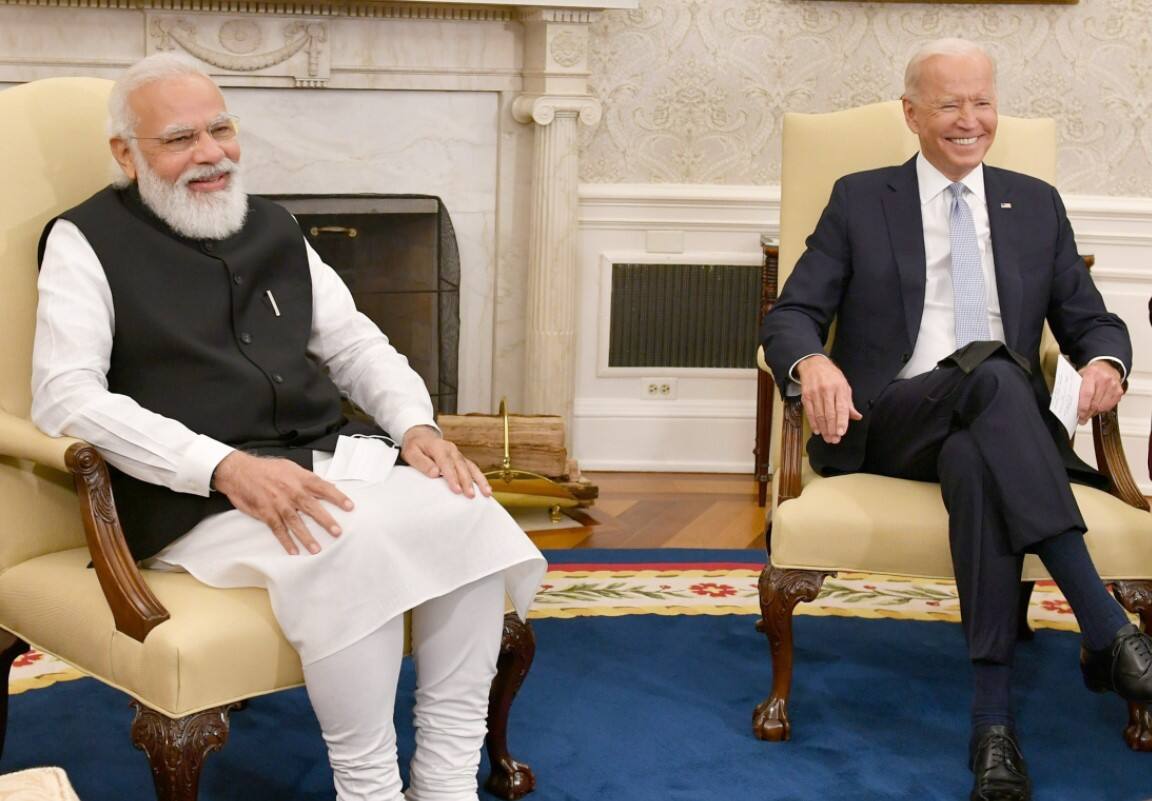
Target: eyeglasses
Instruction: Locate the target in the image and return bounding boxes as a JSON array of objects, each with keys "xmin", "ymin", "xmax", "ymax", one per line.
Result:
[{"xmin": 132, "ymin": 115, "xmax": 239, "ymax": 153}]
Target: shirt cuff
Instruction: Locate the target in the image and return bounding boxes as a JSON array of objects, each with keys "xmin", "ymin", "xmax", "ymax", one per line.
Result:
[
  {"xmin": 390, "ymin": 413, "xmax": 440, "ymax": 445},
  {"xmin": 1086, "ymin": 356, "xmax": 1127, "ymax": 382},
  {"xmin": 175, "ymin": 436, "xmax": 236, "ymax": 497},
  {"xmin": 787, "ymin": 352, "xmax": 827, "ymax": 383}
]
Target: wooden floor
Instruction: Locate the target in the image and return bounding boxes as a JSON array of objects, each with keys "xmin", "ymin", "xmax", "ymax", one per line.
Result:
[{"xmin": 525, "ymin": 472, "xmax": 767, "ymax": 551}]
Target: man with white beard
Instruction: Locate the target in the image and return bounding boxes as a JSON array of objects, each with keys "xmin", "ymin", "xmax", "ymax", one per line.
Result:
[{"xmin": 31, "ymin": 53, "xmax": 546, "ymax": 801}]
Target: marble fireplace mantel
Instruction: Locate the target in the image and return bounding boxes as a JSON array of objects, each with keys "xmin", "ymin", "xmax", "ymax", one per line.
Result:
[{"xmin": 0, "ymin": 0, "xmax": 636, "ymax": 431}]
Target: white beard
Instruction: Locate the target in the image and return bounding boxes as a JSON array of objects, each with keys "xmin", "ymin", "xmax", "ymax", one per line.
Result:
[{"xmin": 131, "ymin": 146, "xmax": 248, "ymax": 241}]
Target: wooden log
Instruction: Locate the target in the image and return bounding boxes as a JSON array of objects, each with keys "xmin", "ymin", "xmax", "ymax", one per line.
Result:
[
  {"xmin": 437, "ymin": 413, "xmax": 568, "ymax": 479},
  {"xmin": 558, "ymin": 480, "xmax": 599, "ymax": 506}
]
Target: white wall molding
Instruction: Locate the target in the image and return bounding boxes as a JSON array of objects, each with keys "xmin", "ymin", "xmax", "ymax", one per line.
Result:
[
  {"xmin": 1087, "ymin": 267, "xmax": 1152, "ymax": 282},
  {"xmin": 579, "ymin": 183, "xmax": 779, "ymax": 232},
  {"xmin": 1065, "ymin": 194, "xmax": 1152, "ymax": 224},
  {"xmin": 575, "ymin": 398, "xmax": 756, "ymax": 419},
  {"xmin": 580, "ymin": 182, "xmax": 781, "ymax": 205}
]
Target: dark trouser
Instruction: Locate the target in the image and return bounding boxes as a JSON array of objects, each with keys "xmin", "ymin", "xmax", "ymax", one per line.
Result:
[{"xmin": 861, "ymin": 355, "xmax": 1086, "ymax": 664}]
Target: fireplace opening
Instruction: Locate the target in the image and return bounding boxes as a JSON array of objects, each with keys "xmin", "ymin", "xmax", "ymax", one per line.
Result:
[{"xmin": 269, "ymin": 194, "xmax": 461, "ymax": 414}]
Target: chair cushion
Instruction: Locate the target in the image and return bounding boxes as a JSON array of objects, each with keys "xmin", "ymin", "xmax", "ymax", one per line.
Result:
[
  {"xmin": 0, "ymin": 548, "xmax": 303, "ymax": 716},
  {"xmin": 772, "ymin": 469, "xmax": 1152, "ymax": 581}
]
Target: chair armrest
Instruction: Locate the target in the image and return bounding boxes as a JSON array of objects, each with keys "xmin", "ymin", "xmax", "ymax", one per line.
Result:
[
  {"xmin": 65, "ymin": 444, "xmax": 170, "ymax": 642},
  {"xmin": 0, "ymin": 411, "xmax": 169, "ymax": 642},
  {"xmin": 0, "ymin": 410, "xmax": 78, "ymax": 472},
  {"xmin": 778, "ymin": 396, "xmax": 805, "ymax": 505},
  {"xmin": 760, "ymin": 355, "xmax": 804, "ymax": 506},
  {"xmin": 1091, "ymin": 408, "xmax": 1150, "ymax": 511}
]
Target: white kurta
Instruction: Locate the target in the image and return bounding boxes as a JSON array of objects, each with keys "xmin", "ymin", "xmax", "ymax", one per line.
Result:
[
  {"xmin": 33, "ymin": 215, "xmax": 546, "ymax": 665},
  {"xmin": 154, "ymin": 461, "xmax": 545, "ymax": 664}
]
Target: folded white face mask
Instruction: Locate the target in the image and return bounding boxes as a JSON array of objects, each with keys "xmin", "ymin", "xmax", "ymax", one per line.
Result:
[{"xmin": 326, "ymin": 434, "xmax": 399, "ymax": 483}]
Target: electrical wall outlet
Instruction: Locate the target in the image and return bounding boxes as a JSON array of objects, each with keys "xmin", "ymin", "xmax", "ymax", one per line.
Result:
[{"xmin": 641, "ymin": 377, "xmax": 678, "ymax": 399}]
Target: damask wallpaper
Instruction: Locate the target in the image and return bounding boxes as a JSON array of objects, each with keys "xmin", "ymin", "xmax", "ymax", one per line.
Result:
[{"xmin": 581, "ymin": 0, "xmax": 1152, "ymax": 197}]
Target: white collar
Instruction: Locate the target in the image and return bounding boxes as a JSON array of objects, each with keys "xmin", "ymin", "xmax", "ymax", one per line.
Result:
[{"xmin": 916, "ymin": 152, "xmax": 986, "ymax": 206}]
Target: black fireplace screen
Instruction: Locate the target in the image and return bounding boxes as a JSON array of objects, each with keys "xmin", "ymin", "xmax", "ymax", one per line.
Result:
[{"xmin": 268, "ymin": 194, "xmax": 460, "ymax": 414}]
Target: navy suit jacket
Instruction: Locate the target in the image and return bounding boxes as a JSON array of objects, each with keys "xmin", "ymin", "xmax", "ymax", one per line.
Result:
[{"xmin": 760, "ymin": 155, "xmax": 1132, "ymax": 477}]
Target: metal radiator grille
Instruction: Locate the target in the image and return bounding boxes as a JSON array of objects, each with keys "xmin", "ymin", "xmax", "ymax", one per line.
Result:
[{"xmin": 608, "ymin": 263, "xmax": 758, "ymax": 368}]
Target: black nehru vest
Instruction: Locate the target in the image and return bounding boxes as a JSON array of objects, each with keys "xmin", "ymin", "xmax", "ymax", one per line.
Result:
[{"xmin": 40, "ymin": 185, "xmax": 380, "ymax": 560}]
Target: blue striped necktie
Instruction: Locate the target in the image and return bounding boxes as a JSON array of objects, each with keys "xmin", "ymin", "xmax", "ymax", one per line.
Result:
[{"xmin": 948, "ymin": 182, "xmax": 991, "ymax": 347}]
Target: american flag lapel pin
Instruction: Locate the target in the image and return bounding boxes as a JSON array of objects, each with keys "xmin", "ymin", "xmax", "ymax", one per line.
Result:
[{"xmin": 1000, "ymin": 202, "xmax": 1012, "ymax": 209}]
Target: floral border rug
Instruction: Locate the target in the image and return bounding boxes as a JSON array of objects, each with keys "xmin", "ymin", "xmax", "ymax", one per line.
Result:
[
  {"xmin": 530, "ymin": 559, "xmax": 1078, "ymax": 632},
  {"xmin": 9, "ymin": 556, "xmax": 1081, "ymax": 695}
]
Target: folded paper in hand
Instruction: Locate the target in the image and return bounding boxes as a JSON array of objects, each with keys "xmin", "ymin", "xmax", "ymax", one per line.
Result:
[{"xmin": 1049, "ymin": 355, "xmax": 1083, "ymax": 438}]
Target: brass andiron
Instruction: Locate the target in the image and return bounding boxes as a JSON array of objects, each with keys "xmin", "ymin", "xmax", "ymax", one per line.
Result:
[{"xmin": 485, "ymin": 399, "xmax": 577, "ymax": 522}]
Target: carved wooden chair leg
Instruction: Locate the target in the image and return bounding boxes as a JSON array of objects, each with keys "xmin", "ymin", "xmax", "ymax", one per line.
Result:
[
  {"xmin": 754, "ymin": 523, "xmax": 774, "ymax": 636},
  {"xmin": 130, "ymin": 701, "xmax": 242, "ymax": 801},
  {"xmin": 1016, "ymin": 581, "xmax": 1036, "ymax": 641},
  {"xmin": 753, "ymin": 565, "xmax": 830, "ymax": 742},
  {"xmin": 1113, "ymin": 580, "xmax": 1152, "ymax": 752},
  {"xmin": 484, "ymin": 612, "xmax": 536, "ymax": 800},
  {"xmin": 0, "ymin": 631, "xmax": 30, "ymax": 759}
]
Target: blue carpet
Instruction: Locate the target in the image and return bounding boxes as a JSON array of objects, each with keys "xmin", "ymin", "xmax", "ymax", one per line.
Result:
[{"xmin": 3, "ymin": 559, "xmax": 1150, "ymax": 800}]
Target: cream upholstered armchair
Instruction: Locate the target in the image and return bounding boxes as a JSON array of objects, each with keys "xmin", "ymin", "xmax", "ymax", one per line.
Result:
[
  {"xmin": 754, "ymin": 101, "xmax": 1152, "ymax": 749},
  {"xmin": 0, "ymin": 77, "xmax": 538, "ymax": 801}
]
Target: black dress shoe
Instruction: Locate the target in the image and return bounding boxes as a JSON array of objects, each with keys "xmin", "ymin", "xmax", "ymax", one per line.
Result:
[
  {"xmin": 969, "ymin": 725, "xmax": 1031, "ymax": 801},
  {"xmin": 1081, "ymin": 624, "xmax": 1152, "ymax": 702}
]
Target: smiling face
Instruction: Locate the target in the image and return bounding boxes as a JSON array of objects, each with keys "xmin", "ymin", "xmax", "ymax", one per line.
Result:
[
  {"xmin": 902, "ymin": 51, "xmax": 998, "ymax": 182},
  {"xmin": 111, "ymin": 73, "xmax": 240, "ymax": 189},
  {"xmin": 109, "ymin": 72, "xmax": 247, "ymax": 240}
]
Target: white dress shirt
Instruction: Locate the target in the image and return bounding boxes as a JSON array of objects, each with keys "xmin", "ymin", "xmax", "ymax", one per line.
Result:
[
  {"xmin": 896, "ymin": 154, "xmax": 1005, "ymax": 378},
  {"xmin": 31, "ymin": 218, "xmax": 438, "ymax": 498}
]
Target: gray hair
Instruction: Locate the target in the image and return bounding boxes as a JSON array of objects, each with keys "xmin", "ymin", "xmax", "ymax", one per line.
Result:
[
  {"xmin": 107, "ymin": 53, "xmax": 214, "ymax": 139},
  {"xmin": 904, "ymin": 38, "xmax": 997, "ymax": 101}
]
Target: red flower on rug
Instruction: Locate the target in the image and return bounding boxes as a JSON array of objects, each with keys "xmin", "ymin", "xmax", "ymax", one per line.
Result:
[
  {"xmin": 689, "ymin": 582, "xmax": 737, "ymax": 597},
  {"xmin": 13, "ymin": 651, "xmax": 43, "ymax": 668},
  {"xmin": 1041, "ymin": 599, "xmax": 1073, "ymax": 615}
]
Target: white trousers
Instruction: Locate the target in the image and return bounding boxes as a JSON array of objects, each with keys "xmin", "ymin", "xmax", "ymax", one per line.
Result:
[{"xmin": 303, "ymin": 571, "xmax": 506, "ymax": 801}]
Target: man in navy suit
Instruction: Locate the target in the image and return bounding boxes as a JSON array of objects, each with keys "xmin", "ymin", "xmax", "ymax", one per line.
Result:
[{"xmin": 761, "ymin": 38, "xmax": 1151, "ymax": 801}]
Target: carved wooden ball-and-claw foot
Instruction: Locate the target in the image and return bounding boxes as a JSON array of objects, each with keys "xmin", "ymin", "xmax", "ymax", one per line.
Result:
[
  {"xmin": 754, "ymin": 566, "xmax": 829, "ymax": 747},
  {"xmin": 1113, "ymin": 581, "xmax": 1152, "ymax": 752},
  {"xmin": 485, "ymin": 757, "xmax": 536, "ymax": 800},
  {"xmin": 485, "ymin": 613, "xmax": 536, "ymax": 799},
  {"xmin": 752, "ymin": 696, "xmax": 790, "ymax": 742},
  {"xmin": 1124, "ymin": 702, "xmax": 1152, "ymax": 752}
]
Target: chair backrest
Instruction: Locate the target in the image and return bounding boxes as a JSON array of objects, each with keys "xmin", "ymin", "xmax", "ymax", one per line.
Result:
[
  {"xmin": 0, "ymin": 78, "xmax": 117, "ymax": 570},
  {"xmin": 770, "ymin": 100, "xmax": 1058, "ymax": 513}
]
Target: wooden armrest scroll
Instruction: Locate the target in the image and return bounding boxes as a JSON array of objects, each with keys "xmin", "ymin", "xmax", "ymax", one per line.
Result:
[
  {"xmin": 1091, "ymin": 409, "xmax": 1150, "ymax": 512},
  {"xmin": 777, "ymin": 396, "xmax": 805, "ymax": 505},
  {"xmin": 65, "ymin": 443, "xmax": 169, "ymax": 642}
]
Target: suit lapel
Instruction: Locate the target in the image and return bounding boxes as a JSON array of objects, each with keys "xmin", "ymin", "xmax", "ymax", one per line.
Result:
[
  {"xmin": 984, "ymin": 165, "xmax": 1022, "ymax": 350},
  {"xmin": 881, "ymin": 157, "xmax": 927, "ymax": 350}
]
